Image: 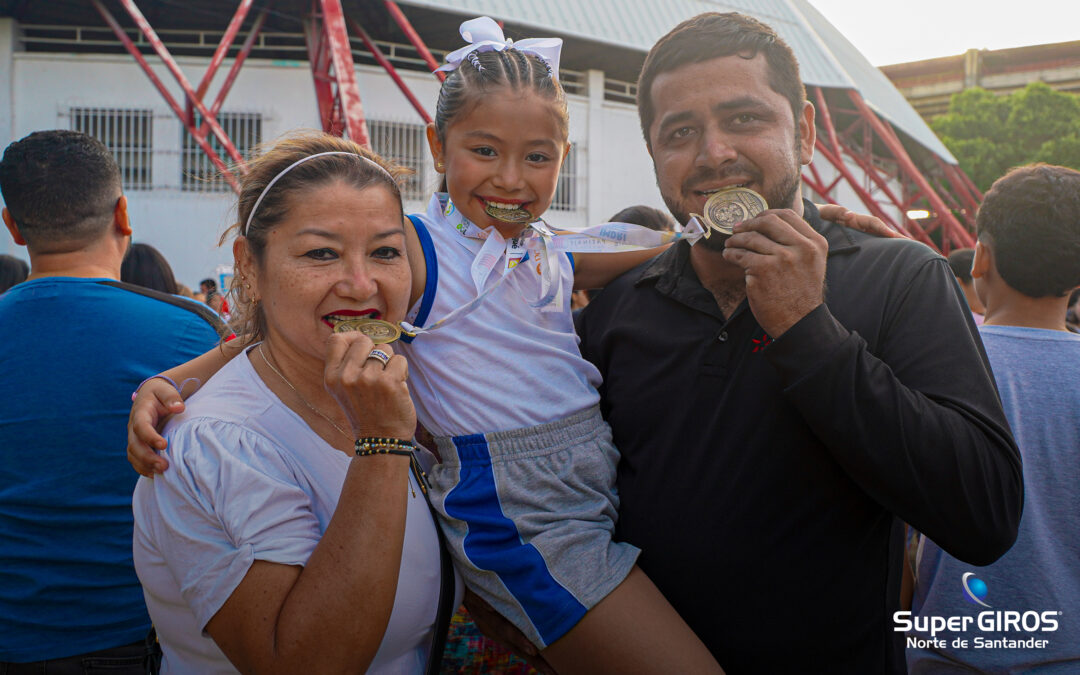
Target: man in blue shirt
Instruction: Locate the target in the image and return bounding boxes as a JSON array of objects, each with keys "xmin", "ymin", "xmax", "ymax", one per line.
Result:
[
  {"xmin": 0, "ymin": 130, "xmax": 224, "ymax": 672},
  {"xmin": 909, "ymin": 164, "xmax": 1080, "ymax": 673}
]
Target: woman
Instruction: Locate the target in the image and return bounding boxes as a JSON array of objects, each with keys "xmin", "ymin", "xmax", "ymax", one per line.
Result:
[
  {"xmin": 131, "ymin": 133, "xmax": 459, "ymax": 674},
  {"xmin": 120, "ymin": 242, "xmax": 180, "ymax": 295}
]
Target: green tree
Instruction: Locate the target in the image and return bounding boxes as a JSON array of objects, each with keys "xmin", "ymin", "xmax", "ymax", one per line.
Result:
[{"xmin": 931, "ymin": 82, "xmax": 1080, "ymax": 191}]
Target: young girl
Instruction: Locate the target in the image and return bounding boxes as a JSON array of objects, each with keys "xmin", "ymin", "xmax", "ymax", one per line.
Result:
[{"xmin": 130, "ymin": 16, "xmax": 889, "ymax": 673}]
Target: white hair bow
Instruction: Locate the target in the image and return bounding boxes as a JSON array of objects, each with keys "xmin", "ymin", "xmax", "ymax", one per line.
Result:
[{"xmin": 435, "ymin": 16, "xmax": 562, "ymax": 79}]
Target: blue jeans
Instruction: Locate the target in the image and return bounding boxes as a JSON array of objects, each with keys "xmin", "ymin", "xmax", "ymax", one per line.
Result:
[{"xmin": 0, "ymin": 632, "xmax": 160, "ymax": 675}]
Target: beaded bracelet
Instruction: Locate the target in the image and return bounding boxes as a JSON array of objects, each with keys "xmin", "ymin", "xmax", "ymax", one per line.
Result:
[
  {"xmin": 354, "ymin": 437, "xmax": 415, "ymax": 456},
  {"xmin": 354, "ymin": 438, "xmax": 428, "ymax": 495}
]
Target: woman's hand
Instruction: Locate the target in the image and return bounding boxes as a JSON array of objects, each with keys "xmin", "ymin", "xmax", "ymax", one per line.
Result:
[
  {"xmin": 324, "ymin": 332, "xmax": 416, "ymax": 441},
  {"xmin": 464, "ymin": 590, "xmax": 556, "ymax": 674},
  {"xmin": 817, "ymin": 204, "xmax": 908, "ymax": 239},
  {"xmin": 128, "ymin": 378, "xmax": 185, "ymax": 476}
]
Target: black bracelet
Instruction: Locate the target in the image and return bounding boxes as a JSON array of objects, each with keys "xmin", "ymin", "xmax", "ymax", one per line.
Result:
[
  {"xmin": 354, "ymin": 437, "xmax": 415, "ymax": 457},
  {"xmin": 354, "ymin": 437, "xmax": 428, "ymax": 496}
]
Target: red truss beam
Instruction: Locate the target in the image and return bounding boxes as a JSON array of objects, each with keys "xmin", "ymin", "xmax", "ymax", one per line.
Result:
[
  {"xmin": 826, "ymin": 96, "xmax": 947, "ymax": 247},
  {"xmin": 348, "ymin": 16, "xmax": 432, "ymax": 125},
  {"xmin": 187, "ymin": 0, "xmax": 254, "ymax": 126},
  {"xmin": 197, "ymin": 8, "xmax": 269, "ymax": 143},
  {"xmin": 91, "ymin": 0, "xmax": 244, "ymax": 191},
  {"xmin": 811, "ymin": 88, "xmax": 933, "ymax": 243},
  {"xmin": 115, "ymin": 0, "xmax": 244, "ymax": 165},
  {"xmin": 847, "ymin": 90, "xmax": 975, "ymax": 250},
  {"xmin": 384, "ymin": 0, "xmax": 445, "ymax": 82},
  {"xmin": 801, "ymin": 173, "xmax": 837, "ymax": 204},
  {"xmin": 305, "ymin": 0, "xmax": 371, "ymax": 145},
  {"xmin": 935, "ymin": 156, "xmax": 981, "ymax": 218}
]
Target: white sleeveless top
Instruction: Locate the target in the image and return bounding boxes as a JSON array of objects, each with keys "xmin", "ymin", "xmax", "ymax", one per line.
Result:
[{"xmin": 397, "ymin": 194, "xmax": 602, "ymax": 438}]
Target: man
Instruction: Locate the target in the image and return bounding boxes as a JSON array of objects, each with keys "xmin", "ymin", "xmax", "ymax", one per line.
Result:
[
  {"xmin": 576, "ymin": 13, "xmax": 1022, "ymax": 673},
  {"xmin": 947, "ymin": 247, "xmax": 986, "ymax": 324},
  {"xmin": 0, "ymin": 130, "xmax": 224, "ymax": 672},
  {"xmin": 908, "ymin": 164, "xmax": 1080, "ymax": 673}
]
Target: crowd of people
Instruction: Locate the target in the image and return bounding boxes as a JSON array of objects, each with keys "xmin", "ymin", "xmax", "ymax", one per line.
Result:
[{"xmin": 0, "ymin": 10, "xmax": 1077, "ymax": 675}]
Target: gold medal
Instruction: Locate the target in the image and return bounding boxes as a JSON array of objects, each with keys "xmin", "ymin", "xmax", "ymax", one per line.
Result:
[
  {"xmin": 484, "ymin": 203, "xmax": 533, "ymax": 223},
  {"xmin": 691, "ymin": 187, "xmax": 768, "ymax": 238},
  {"xmin": 332, "ymin": 317, "xmax": 403, "ymax": 344}
]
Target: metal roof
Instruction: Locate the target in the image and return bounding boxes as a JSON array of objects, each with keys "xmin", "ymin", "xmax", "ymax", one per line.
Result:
[{"xmin": 396, "ymin": 0, "xmax": 956, "ymax": 163}]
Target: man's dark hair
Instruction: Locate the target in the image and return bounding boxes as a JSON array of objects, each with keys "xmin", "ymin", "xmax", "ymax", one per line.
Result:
[
  {"xmin": 947, "ymin": 248, "xmax": 976, "ymax": 283},
  {"xmin": 0, "ymin": 130, "xmax": 122, "ymax": 251},
  {"xmin": 976, "ymin": 163, "xmax": 1080, "ymax": 298},
  {"xmin": 637, "ymin": 12, "xmax": 806, "ymax": 148}
]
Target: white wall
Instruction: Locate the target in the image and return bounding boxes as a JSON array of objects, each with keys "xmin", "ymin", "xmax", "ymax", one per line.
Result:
[
  {"xmin": 1, "ymin": 47, "xmax": 672, "ymax": 284},
  {"xmin": 5, "ymin": 45, "xmax": 903, "ymax": 281}
]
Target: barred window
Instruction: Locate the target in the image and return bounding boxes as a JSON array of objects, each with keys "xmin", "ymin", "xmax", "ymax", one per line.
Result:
[
  {"xmin": 367, "ymin": 120, "xmax": 426, "ymax": 202},
  {"xmin": 552, "ymin": 144, "xmax": 582, "ymax": 212},
  {"xmin": 70, "ymin": 107, "xmax": 153, "ymax": 190},
  {"xmin": 182, "ymin": 112, "xmax": 262, "ymax": 192}
]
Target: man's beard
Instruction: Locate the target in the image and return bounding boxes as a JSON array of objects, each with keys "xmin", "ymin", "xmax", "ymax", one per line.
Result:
[{"xmin": 659, "ymin": 139, "xmax": 804, "ymax": 252}]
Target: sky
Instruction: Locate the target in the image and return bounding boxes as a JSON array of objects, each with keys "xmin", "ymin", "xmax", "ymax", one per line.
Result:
[{"xmin": 806, "ymin": 0, "xmax": 1080, "ymax": 66}]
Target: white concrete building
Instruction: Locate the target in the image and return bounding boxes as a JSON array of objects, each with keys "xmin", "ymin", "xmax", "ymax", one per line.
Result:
[{"xmin": 0, "ymin": 1, "xmax": 966, "ymax": 286}]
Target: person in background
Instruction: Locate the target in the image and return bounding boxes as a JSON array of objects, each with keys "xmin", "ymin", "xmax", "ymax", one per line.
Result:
[
  {"xmin": 948, "ymin": 248, "xmax": 985, "ymax": 324},
  {"xmin": 609, "ymin": 205, "xmax": 678, "ymax": 233},
  {"xmin": 1066, "ymin": 287, "xmax": 1080, "ymax": 332},
  {"xmin": 0, "ymin": 253, "xmax": 28, "ymax": 293},
  {"xmin": 909, "ymin": 164, "xmax": 1080, "ymax": 673},
  {"xmin": 0, "ymin": 129, "xmax": 224, "ymax": 673},
  {"xmin": 571, "ymin": 205, "xmax": 676, "ymax": 312},
  {"xmin": 121, "ymin": 242, "xmax": 180, "ymax": 295},
  {"xmin": 199, "ymin": 276, "xmax": 230, "ymax": 320}
]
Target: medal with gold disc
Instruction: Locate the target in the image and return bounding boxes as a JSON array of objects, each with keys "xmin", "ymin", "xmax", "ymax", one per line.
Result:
[
  {"xmin": 331, "ymin": 317, "xmax": 406, "ymax": 344},
  {"xmin": 691, "ymin": 187, "xmax": 768, "ymax": 238}
]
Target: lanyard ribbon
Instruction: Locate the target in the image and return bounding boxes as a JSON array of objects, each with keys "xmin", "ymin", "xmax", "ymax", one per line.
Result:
[{"xmin": 400, "ymin": 213, "xmax": 706, "ymax": 338}]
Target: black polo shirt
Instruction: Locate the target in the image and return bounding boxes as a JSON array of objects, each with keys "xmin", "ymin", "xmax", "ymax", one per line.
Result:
[{"xmin": 577, "ymin": 201, "xmax": 1021, "ymax": 674}]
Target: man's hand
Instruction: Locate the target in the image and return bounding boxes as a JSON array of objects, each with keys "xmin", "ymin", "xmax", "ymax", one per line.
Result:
[
  {"xmin": 463, "ymin": 590, "xmax": 556, "ymax": 674},
  {"xmin": 722, "ymin": 209, "xmax": 828, "ymax": 337}
]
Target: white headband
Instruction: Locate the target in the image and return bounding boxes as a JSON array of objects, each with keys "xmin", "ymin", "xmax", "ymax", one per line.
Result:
[
  {"xmin": 243, "ymin": 151, "xmax": 395, "ymax": 236},
  {"xmin": 435, "ymin": 16, "xmax": 563, "ymax": 79}
]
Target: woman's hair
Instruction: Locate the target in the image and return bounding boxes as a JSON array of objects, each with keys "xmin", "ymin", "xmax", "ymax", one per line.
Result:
[
  {"xmin": 226, "ymin": 131, "xmax": 408, "ymax": 345},
  {"xmin": 433, "ymin": 48, "xmax": 569, "ymax": 145},
  {"xmin": 0, "ymin": 254, "xmax": 29, "ymax": 293},
  {"xmin": 121, "ymin": 242, "xmax": 180, "ymax": 295}
]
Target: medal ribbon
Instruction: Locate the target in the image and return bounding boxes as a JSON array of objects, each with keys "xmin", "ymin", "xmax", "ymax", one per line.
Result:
[{"xmin": 400, "ymin": 203, "xmax": 706, "ymax": 338}]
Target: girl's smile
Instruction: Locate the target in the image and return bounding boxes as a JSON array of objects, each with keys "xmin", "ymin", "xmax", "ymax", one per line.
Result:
[{"xmin": 428, "ymin": 89, "xmax": 570, "ymax": 238}]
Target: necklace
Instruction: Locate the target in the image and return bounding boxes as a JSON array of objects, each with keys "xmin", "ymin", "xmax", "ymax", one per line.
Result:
[
  {"xmin": 256, "ymin": 343, "xmax": 422, "ymax": 498},
  {"xmin": 258, "ymin": 343, "xmax": 351, "ymax": 441}
]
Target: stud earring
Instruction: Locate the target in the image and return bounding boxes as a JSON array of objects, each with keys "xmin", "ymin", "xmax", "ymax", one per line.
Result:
[{"xmin": 436, "ymin": 161, "xmax": 445, "ymax": 170}]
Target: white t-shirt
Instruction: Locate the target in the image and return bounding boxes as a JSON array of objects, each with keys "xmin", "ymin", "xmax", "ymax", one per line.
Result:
[
  {"xmin": 132, "ymin": 350, "xmax": 459, "ymax": 674},
  {"xmin": 399, "ymin": 194, "xmax": 603, "ymax": 437}
]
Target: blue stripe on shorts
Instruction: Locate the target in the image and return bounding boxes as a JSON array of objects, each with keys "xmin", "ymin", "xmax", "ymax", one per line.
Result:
[{"xmin": 446, "ymin": 433, "xmax": 587, "ymax": 646}]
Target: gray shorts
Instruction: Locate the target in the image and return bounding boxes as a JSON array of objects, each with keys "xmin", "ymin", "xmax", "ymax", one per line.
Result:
[{"xmin": 428, "ymin": 405, "xmax": 640, "ymax": 648}]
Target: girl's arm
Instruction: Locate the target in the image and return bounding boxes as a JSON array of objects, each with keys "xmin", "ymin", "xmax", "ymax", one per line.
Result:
[
  {"xmin": 128, "ymin": 340, "xmax": 243, "ymax": 476},
  {"xmin": 572, "ymin": 247, "xmax": 671, "ymax": 291},
  {"xmin": 572, "ymin": 207, "xmax": 900, "ymax": 291}
]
